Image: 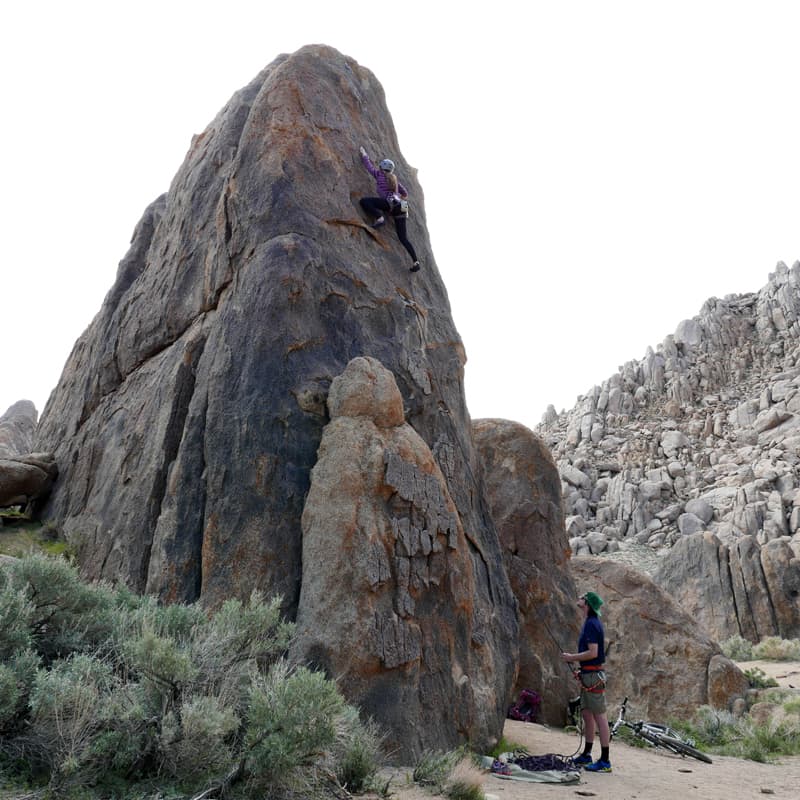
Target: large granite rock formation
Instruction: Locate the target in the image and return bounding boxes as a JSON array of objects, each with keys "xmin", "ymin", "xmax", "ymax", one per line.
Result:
[
  {"xmin": 293, "ymin": 357, "xmax": 513, "ymax": 761},
  {"xmin": 539, "ymin": 262, "xmax": 800, "ymax": 642},
  {"xmin": 653, "ymin": 532, "xmax": 800, "ymax": 642},
  {"xmin": 473, "ymin": 419, "xmax": 580, "ymax": 724},
  {"xmin": 572, "ymin": 557, "xmax": 748, "ymax": 721},
  {"xmin": 33, "ymin": 46, "xmax": 518, "ymax": 750},
  {"xmin": 0, "ymin": 401, "xmax": 37, "ymax": 458}
]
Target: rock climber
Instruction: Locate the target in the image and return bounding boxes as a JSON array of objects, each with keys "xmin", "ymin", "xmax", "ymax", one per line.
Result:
[
  {"xmin": 561, "ymin": 591, "xmax": 612, "ymax": 773},
  {"xmin": 358, "ymin": 146, "xmax": 421, "ymax": 272}
]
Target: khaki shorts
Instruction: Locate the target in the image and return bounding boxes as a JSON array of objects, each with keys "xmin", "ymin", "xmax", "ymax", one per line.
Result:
[{"xmin": 580, "ymin": 671, "xmax": 607, "ymax": 715}]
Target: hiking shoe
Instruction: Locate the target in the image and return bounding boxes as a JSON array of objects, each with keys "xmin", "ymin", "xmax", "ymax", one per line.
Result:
[
  {"xmin": 573, "ymin": 753, "xmax": 593, "ymax": 766},
  {"xmin": 584, "ymin": 759, "xmax": 612, "ymax": 773},
  {"xmin": 372, "ymin": 216, "xmax": 386, "ymax": 228},
  {"xmin": 410, "ymin": 261, "xmax": 421, "ymax": 272}
]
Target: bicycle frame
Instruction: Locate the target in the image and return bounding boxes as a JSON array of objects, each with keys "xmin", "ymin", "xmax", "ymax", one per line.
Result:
[{"xmin": 610, "ymin": 697, "xmax": 712, "ymax": 764}]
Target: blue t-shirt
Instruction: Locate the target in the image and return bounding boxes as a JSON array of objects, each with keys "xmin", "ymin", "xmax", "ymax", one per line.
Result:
[{"xmin": 578, "ymin": 616, "xmax": 605, "ymax": 668}]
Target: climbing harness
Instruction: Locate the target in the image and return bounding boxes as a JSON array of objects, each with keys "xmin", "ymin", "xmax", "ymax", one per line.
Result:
[{"xmin": 575, "ymin": 665, "xmax": 607, "ymax": 694}]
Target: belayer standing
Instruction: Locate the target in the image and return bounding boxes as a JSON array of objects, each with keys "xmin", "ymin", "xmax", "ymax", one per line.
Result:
[
  {"xmin": 561, "ymin": 592, "xmax": 612, "ymax": 773},
  {"xmin": 359, "ymin": 146, "xmax": 421, "ymax": 272}
]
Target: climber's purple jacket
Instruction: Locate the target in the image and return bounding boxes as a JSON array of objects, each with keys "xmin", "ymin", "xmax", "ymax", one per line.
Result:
[{"xmin": 361, "ymin": 153, "xmax": 408, "ymax": 200}]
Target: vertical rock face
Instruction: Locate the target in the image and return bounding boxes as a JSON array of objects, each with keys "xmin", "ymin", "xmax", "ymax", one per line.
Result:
[
  {"xmin": 473, "ymin": 419, "xmax": 579, "ymax": 724},
  {"xmin": 293, "ymin": 358, "xmax": 515, "ymax": 761},
  {"xmin": 33, "ymin": 44, "xmax": 492, "ymax": 608}
]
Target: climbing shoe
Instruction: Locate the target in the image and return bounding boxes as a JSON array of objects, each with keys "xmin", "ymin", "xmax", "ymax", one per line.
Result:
[
  {"xmin": 584, "ymin": 759, "xmax": 612, "ymax": 773},
  {"xmin": 410, "ymin": 261, "xmax": 421, "ymax": 272},
  {"xmin": 372, "ymin": 216, "xmax": 386, "ymax": 228},
  {"xmin": 573, "ymin": 753, "xmax": 593, "ymax": 766}
]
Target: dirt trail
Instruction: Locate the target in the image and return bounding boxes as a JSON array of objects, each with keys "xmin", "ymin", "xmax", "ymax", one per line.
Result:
[{"xmin": 382, "ymin": 664, "xmax": 800, "ymax": 800}]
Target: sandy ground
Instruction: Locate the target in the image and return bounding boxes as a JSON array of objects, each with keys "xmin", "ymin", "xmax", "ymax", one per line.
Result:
[
  {"xmin": 381, "ymin": 662, "xmax": 800, "ymax": 800},
  {"xmin": 739, "ymin": 659, "xmax": 800, "ymax": 688},
  {"xmin": 384, "ymin": 721, "xmax": 800, "ymax": 800}
]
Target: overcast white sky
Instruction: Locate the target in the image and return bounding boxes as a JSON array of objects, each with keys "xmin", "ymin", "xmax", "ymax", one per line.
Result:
[{"xmin": 1, "ymin": 1, "xmax": 798, "ymax": 434}]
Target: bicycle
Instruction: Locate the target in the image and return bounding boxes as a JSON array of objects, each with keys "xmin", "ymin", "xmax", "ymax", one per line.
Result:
[{"xmin": 610, "ymin": 696, "xmax": 712, "ymax": 764}]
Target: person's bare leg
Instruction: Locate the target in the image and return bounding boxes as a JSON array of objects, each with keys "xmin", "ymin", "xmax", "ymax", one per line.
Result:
[
  {"xmin": 595, "ymin": 712, "xmax": 610, "ymax": 747},
  {"xmin": 582, "ymin": 708, "xmax": 596, "ymax": 743}
]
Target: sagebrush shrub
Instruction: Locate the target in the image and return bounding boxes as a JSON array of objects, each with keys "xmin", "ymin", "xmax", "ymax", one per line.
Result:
[
  {"xmin": 334, "ymin": 707, "xmax": 385, "ymax": 792},
  {"xmin": 720, "ymin": 634, "xmax": 754, "ymax": 661},
  {"xmin": 688, "ymin": 704, "xmax": 800, "ymax": 761},
  {"xmin": 444, "ymin": 757, "xmax": 485, "ymax": 800},
  {"xmin": 27, "ymin": 654, "xmax": 118, "ymax": 783},
  {"xmin": 690, "ymin": 705, "xmax": 739, "ymax": 746},
  {"xmin": 753, "ymin": 636, "xmax": 800, "ymax": 661},
  {"xmin": 783, "ymin": 697, "xmax": 800, "ymax": 716},
  {"xmin": 244, "ymin": 660, "xmax": 347, "ymax": 793},
  {"xmin": 4, "ymin": 553, "xmax": 117, "ymax": 662},
  {"xmin": 0, "ymin": 555, "xmax": 385, "ymax": 799},
  {"xmin": 0, "ymin": 664, "xmax": 21, "ymax": 728},
  {"xmin": 160, "ymin": 695, "xmax": 239, "ymax": 781},
  {"xmin": 0, "ymin": 579, "xmax": 34, "ymax": 659},
  {"xmin": 413, "ymin": 748, "xmax": 465, "ymax": 791}
]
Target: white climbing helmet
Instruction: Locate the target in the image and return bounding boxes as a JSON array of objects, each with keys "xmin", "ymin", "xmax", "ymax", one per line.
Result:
[{"xmin": 379, "ymin": 158, "xmax": 395, "ymax": 173}]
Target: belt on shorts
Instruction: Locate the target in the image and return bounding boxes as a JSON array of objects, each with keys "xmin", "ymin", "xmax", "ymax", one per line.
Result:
[{"xmin": 580, "ymin": 665, "xmax": 604, "ymax": 672}]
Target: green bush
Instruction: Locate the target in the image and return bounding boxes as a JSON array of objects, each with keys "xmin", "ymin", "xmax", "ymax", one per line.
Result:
[
  {"xmin": 244, "ymin": 660, "xmax": 348, "ymax": 794},
  {"xmin": 0, "ymin": 554, "xmax": 385, "ymax": 799},
  {"xmin": 758, "ymin": 687, "xmax": 793, "ymax": 705},
  {"xmin": 730, "ymin": 717, "xmax": 800, "ymax": 763},
  {"xmin": 753, "ymin": 636, "xmax": 800, "ymax": 661},
  {"xmin": 27, "ymin": 654, "xmax": 121, "ymax": 786},
  {"xmin": 720, "ymin": 634, "xmax": 754, "ymax": 661},
  {"xmin": 3, "ymin": 553, "xmax": 117, "ymax": 662},
  {"xmin": 412, "ymin": 748, "xmax": 466, "ymax": 792},
  {"xmin": 783, "ymin": 697, "xmax": 800, "ymax": 716},
  {"xmin": 412, "ymin": 748, "xmax": 484, "ymax": 799},
  {"xmin": 333, "ymin": 707, "xmax": 384, "ymax": 793},
  {"xmin": 690, "ymin": 706, "xmax": 739, "ymax": 747},
  {"xmin": 0, "ymin": 664, "xmax": 21, "ymax": 728},
  {"xmin": 744, "ymin": 667, "xmax": 778, "ymax": 689},
  {"xmin": 160, "ymin": 695, "xmax": 239, "ymax": 782},
  {"xmin": 686, "ymin": 704, "xmax": 800, "ymax": 761},
  {"xmin": 0, "ymin": 649, "xmax": 38, "ymax": 732},
  {"xmin": 443, "ymin": 756, "xmax": 485, "ymax": 800}
]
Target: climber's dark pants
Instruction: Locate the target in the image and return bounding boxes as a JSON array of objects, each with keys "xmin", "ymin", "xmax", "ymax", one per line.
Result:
[{"xmin": 360, "ymin": 197, "xmax": 418, "ymax": 263}]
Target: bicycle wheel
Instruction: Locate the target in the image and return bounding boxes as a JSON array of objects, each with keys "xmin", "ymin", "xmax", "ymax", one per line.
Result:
[
  {"xmin": 655, "ymin": 734, "xmax": 713, "ymax": 764},
  {"xmin": 636, "ymin": 728, "xmax": 665, "ymax": 748}
]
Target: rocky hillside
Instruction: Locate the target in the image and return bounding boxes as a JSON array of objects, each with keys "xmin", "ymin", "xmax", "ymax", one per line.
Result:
[{"xmin": 537, "ymin": 262, "xmax": 800, "ymax": 641}]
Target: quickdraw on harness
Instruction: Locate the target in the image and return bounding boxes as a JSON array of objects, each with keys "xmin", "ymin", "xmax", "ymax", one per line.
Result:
[{"xmin": 574, "ymin": 664, "xmax": 606, "ymax": 694}]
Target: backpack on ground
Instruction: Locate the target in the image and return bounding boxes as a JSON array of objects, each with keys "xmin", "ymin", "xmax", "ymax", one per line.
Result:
[{"xmin": 507, "ymin": 688, "xmax": 541, "ymax": 723}]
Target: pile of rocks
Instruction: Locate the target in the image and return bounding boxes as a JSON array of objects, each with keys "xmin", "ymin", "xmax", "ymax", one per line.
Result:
[{"xmin": 537, "ymin": 262, "xmax": 800, "ymax": 639}]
